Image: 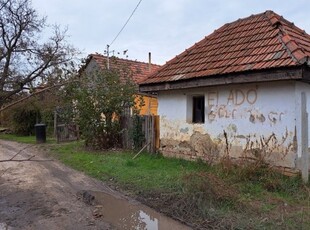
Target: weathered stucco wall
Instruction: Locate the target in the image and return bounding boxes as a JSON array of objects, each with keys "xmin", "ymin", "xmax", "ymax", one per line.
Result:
[
  {"xmin": 158, "ymin": 81, "xmax": 310, "ymax": 169},
  {"xmin": 294, "ymin": 81, "xmax": 310, "ymax": 169}
]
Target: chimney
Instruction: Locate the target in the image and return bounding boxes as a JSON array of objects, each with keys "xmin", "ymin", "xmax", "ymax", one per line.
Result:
[{"xmin": 148, "ymin": 52, "xmax": 151, "ymax": 71}]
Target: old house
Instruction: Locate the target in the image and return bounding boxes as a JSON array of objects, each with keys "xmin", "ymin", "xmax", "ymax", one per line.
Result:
[
  {"xmin": 81, "ymin": 54, "xmax": 161, "ymax": 115},
  {"xmin": 139, "ymin": 11, "xmax": 310, "ymax": 172}
]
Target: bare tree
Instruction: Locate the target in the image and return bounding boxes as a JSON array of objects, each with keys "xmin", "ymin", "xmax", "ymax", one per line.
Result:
[{"xmin": 0, "ymin": 0, "xmax": 76, "ymax": 108}]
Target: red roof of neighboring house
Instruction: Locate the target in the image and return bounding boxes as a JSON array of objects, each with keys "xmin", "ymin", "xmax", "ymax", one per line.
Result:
[
  {"xmin": 141, "ymin": 11, "xmax": 310, "ymax": 85},
  {"xmin": 84, "ymin": 54, "xmax": 161, "ymax": 84}
]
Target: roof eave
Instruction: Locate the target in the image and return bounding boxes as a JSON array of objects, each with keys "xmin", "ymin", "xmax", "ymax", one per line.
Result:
[{"xmin": 139, "ymin": 66, "xmax": 305, "ymax": 92}]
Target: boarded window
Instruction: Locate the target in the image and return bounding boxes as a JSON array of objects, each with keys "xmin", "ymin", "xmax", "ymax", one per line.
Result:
[{"xmin": 192, "ymin": 96, "xmax": 205, "ymax": 123}]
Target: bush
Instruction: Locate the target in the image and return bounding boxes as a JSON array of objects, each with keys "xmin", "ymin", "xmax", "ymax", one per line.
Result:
[
  {"xmin": 12, "ymin": 107, "xmax": 40, "ymax": 135},
  {"xmin": 71, "ymin": 69, "xmax": 136, "ymax": 150},
  {"xmin": 40, "ymin": 109, "xmax": 55, "ymax": 135}
]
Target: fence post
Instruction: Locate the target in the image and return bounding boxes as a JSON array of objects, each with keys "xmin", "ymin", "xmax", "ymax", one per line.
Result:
[
  {"xmin": 121, "ymin": 116, "xmax": 127, "ymax": 149},
  {"xmin": 151, "ymin": 115, "xmax": 155, "ymax": 153},
  {"xmin": 155, "ymin": 115, "xmax": 160, "ymax": 150},
  {"xmin": 146, "ymin": 116, "xmax": 150, "ymax": 152},
  {"xmin": 301, "ymin": 92, "xmax": 309, "ymax": 183},
  {"xmin": 54, "ymin": 110, "xmax": 57, "ymax": 138}
]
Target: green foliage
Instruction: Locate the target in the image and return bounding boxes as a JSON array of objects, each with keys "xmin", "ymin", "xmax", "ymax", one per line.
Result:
[
  {"xmin": 55, "ymin": 104, "xmax": 76, "ymax": 125},
  {"xmin": 11, "ymin": 106, "xmax": 39, "ymax": 135},
  {"xmin": 71, "ymin": 69, "xmax": 136, "ymax": 149},
  {"xmin": 40, "ymin": 109, "xmax": 54, "ymax": 135},
  {"xmin": 2, "ymin": 87, "xmax": 67, "ymax": 136},
  {"xmin": 131, "ymin": 115, "xmax": 145, "ymax": 149}
]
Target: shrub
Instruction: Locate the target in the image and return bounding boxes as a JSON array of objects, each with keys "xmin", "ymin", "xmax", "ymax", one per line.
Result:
[
  {"xmin": 71, "ymin": 69, "xmax": 136, "ymax": 150},
  {"xmin": 12, "ymin": 107, "xmax": 40, "ymax": 135}
]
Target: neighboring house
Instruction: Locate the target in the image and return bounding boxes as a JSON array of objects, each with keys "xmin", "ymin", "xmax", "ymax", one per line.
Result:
[
  {"xmin": 81, "ymin": 54, "xmax": 160, "ymax": 115},
  {"xmin": 139, "ymin": 10, "xmax": 310, "ymax": 172}
]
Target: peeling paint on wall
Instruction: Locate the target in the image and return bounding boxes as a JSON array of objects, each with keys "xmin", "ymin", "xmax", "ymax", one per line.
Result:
[
  {"xmin": 161, "ymin": 131, "xmax": 220, "ymax": 162},
  {"xmin": 158, "ymin": 81, "xmax": 305, "ymax": 169}
]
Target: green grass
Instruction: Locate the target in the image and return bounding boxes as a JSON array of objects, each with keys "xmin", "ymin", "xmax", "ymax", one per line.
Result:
[
  {"xmin": 0, "ymin": 133, "xmax": 56, "ymax": 144},
  {"xmin": 51, "ymin": 141, "xmax": 207, "ymax": 193}
]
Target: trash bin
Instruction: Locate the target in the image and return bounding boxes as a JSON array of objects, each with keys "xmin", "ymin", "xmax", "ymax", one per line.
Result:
[{"xmin": 35, "ymin": 124, "xmax": 46, "ymax": 143}]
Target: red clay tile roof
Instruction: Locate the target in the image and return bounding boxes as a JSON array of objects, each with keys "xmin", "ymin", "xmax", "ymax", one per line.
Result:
[
  {"xmin": 141, "ymin": 11, "xmax": 310, "ymax": 85},
  {"xmin": 85, "ymin": 54, "xmax": 160, "ymax": 84}
]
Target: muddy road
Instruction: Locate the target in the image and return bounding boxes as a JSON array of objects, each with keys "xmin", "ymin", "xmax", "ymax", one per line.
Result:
[{"xmin": 0, "ymin": 140, "xmax": 191, "ymax": 230}]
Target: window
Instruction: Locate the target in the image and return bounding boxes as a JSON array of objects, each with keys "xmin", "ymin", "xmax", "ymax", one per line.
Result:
[{"xmin": 192, "ymin": 96, "xmax": 205, "ymax": 123}]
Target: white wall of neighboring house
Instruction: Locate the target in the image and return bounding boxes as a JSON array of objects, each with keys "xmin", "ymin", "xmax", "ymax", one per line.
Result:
[{"xmin": 158, "ymin": 80, "xmax": 310, "ymax": 169}]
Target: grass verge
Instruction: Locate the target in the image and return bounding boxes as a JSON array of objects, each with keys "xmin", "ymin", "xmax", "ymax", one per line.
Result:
[{"xmin": 0, "ymin": 133, "xmax": 55, "ymax": 144}]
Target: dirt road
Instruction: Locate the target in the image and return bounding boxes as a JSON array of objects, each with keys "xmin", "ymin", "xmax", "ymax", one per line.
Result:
[
  {"xmin": 0, "ymin": 140, "xmax": 190, "ymax": 230},
  {"xmin": 0, "ymin": 140, "xmax": 114, "ymax": 229}
]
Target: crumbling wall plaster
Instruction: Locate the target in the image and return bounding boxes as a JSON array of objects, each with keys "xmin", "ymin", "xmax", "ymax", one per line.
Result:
[{"xmin": 158, "ymin": 81, "xmax": 304, "ymax": 169}]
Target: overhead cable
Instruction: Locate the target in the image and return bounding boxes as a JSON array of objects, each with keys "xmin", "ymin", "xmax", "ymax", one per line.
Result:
[{"xmin": 109, "ymin": 0, "xmax": 143, "ymax": 46}]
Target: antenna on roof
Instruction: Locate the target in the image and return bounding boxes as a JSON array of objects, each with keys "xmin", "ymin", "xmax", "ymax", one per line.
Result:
[
  {"xmin": 104, "ymin": 44, "xmax": 115, "ymax": 70},
  {"xmin": 106, "ymin": 45, "xmax": 110, "ymax": 69}
]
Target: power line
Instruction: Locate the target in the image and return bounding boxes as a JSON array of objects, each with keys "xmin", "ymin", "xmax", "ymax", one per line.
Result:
[{"xmin": 109, "ymin": 0, "xmax": 143, "ymax": 46}]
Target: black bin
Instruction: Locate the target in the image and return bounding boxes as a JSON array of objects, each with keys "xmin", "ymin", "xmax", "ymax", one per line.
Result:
[{"xmin": 35, "ymin": 124, "xmax": 46, "ymax": 143}]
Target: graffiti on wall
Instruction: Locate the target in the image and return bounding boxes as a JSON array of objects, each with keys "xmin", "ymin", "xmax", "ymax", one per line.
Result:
[
  {"xmin": 207, "ymin": 88, "xmax": 284, "ymax": 124},
  {"xmin": 207, "ymin": 88, "xmax": 258, "ymax": 121},
  {"xmin": 207, "ymin": 88, "xmax": 258, "ymax": 107}
]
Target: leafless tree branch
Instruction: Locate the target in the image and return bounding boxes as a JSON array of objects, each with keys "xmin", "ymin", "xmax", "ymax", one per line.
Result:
[
  {"xmin": 0, "ymin": 79, "xmax": 78, "ymax": 112},
  {"xmin": 0, "ymin": 144, "xmax": 53, "ymax": 163},
  {"xmin": 0, "ymin": 0, "xmax": 77, "ymax": 108},
  {"xmin": 8, "ymin": 145, "xmax": 32, "ymax": 160},
  {"xmin": 0, "ymin": 158, "xmax": 53, "ymax": 163}
]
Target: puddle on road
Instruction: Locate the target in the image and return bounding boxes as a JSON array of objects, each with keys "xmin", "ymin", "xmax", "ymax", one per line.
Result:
[{"xmin": 90, "ymin": 191, "xmax": 191, "ymax": 230}]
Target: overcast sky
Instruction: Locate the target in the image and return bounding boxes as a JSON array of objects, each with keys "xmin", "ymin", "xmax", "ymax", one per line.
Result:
[{"xmin": 31, "ymin": 0, "xmax": 310, "ymax": 65}]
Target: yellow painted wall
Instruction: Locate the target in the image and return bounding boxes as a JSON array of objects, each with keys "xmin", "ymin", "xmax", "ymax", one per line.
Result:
[{"xmin": 136, "ymin": 95, "xmax": 158, "ymax": 115}]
